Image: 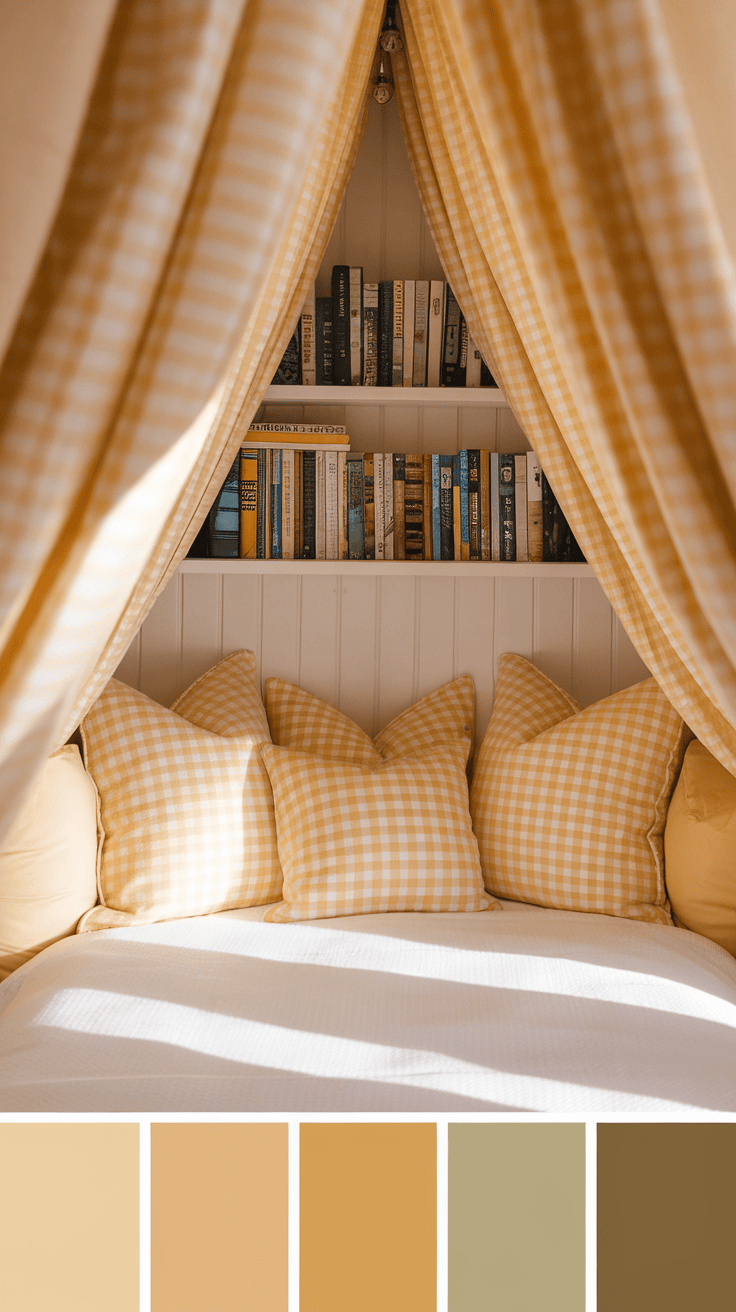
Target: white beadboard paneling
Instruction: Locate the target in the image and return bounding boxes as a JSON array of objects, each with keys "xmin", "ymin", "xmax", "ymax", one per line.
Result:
[
  {"xmin": 612, "ymin": 615, "xmax": 651, "ymax": 691},
  {"xmin": 496, "ymin": 406, "xmax": 529, "ymax": 451},
  {"xmin": 114, "ymin": 630, "xmax": 141, "ymax": 690},
  {"xmin": 533, "ymin": 576, "xmax": 574, "ymax": 695},
  {"xmin": 493, "ymin": 576, "xmax": 534, "ymax": 669},
  {"xmin": 343, "ymin": 403, "xmax": 381, "ymax": 452},
  {"xmin": 180, "ymin": 572, "xmax": 223, "ymax": 694},
  {"xmin": 459, "ymin": 405, "xmax": 500, "ymax": 451},
  {"xmin": 416, "ymin": 576, "xmax": 456, "ymax": 700},
  {"xmin": 337, "ymin": 576, "xmax": 379, "ymax": 734},
  {"xmin": 572, "ymin": 577, "xmax": 614, "ymax": 707},
  {"xmin": 383, "ymin": 405, "xmax": 420, "ymax": 453},
  {"xmin": 222, "ymin": 573, "xmax": 263, "ymax": 668},
  {"xmin": 260, "ymin": 575, "xmax": 301, "ymax": 685},
  {"xmin": 454, "ymin": 576, "xmax": 496, "ymax": 746},
  {"xmin": 299, "ymin": 574, "xmax": 340, "ymax": 706},
  {"xmin": 421, "ymin": 404, "xmax": 458, "ymax": 452},
  {"xmin": 138, "ymin": 574, "xmax": 183, "ymax": 708},
  {"xmin": 376, "ymin": 575, "xmax": 417, "ymax": 731}
]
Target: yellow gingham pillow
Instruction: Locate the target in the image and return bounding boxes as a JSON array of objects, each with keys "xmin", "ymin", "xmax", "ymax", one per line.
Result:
[
  {"xmin": 78, "ymin": 651, "xmax": 281, "ymax": 931},
  {"xmin": 470, "ymin": 654, "xmax": 688, "ymax": 922},
  {"xmin": 265, "ymin": 675, "xmax": 475, "ymax": 768},
  {"xmin": 261, "ymin": 740, "xmax": 492, "ymax": 922}
]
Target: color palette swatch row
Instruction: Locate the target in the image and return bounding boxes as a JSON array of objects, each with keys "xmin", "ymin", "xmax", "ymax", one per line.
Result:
[{"xmin": 1, "ymin": 1122, "xmax": 734, "ymax": 1310}]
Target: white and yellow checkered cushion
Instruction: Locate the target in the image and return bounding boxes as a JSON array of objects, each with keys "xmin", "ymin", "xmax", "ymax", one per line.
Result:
[
  {"xmin": 261, "ymin": 740, "xmax": 492, "ymax": 923},
  {"xmin": 469, "ymin": 654, "xmax": 688, "ymax": 923},
  {"xmin": 78, "ymin": 650, "xmax": 281, "ymax": 931},
  {"xmin": 265, "ymin": 675, "xmax": 475, "ymax": 769}
]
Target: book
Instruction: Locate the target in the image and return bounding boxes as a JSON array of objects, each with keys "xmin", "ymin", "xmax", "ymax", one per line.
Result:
[
  {"xmin": 347, "ymin": 453, "xmax": 365, "ymax": 558},
  {"xmin": 431, "ymin": 454, "xmax": 441, "ymax": 561},
  {"xmin": 364, "ymin": 453, "xmax": 375, "ymax": 559},
  {"xmin": 293, "ymin": 450, "xmax": 302, "ymax": 560},
  {"xmin": 480, "ymin": 355, "xmax": 496, "ymax": 387},
  {"xmin": 338, "ymin": 451, "xmax": 348, "ymax": 559},
  {"xmin": 247, "ymin": 422, "xmax": 347, "ymax": 434},
  {"xmin": 301, "ymin": 450, "xmax": 316, "ymax": 558},
  {"xmin": 383, "ymin": 453, "xmax": 394, "ymax": 559},
  {"xmin": 457, "ymin": 315, "xmax": 468, "ymax": 387},
  {"xmin": 452, "ymin": 454, "xmax": 462, "ymax": 559},
  {"xmin": 315, "ymin": 450, "xmax": 326, "ymax": 559},
  {"xmin": 514, "ymin": 453, "xmax": 528, "ymax": 561},
  {"xmin": 479, "ymin": 448, "xmax": 491, "ymax": 560},
  {"xmin": 257, "ymin": 449, "xmax": 270, "ymax": 558},
  {"xmin": 392, "ymin": 280, "xmax": 404, "ymax": 386},
  {"xmin": 209, "ymin": 455, "xmax": 240, "ymax": 557},
  {"xmin": 349, "ymin": 266, "xmax": 363, "ymax": 385},
  {"xmin": 466, "ymin": 335, "xmax": 482, "ymax": 388},
  {"xmin": 392, "ymin": 453, "xmax": 406, "ymax": 557},
  {"xmin": 270, "ymin": 449, "xmax": 283, "ymax": 558},
  {"xmin": 331, "ymin": 264, "xmax": 350, "ymax": 386},
  {"xmin": 467, "ymin": 450, "xmax": 480, "ymax": 560},
  {"xmin": 282, "ymin": 450, "xmax": 298, "ymax": 555},
  {"xmin": 402, "ymin": 280, "xmax": 415, "ymax": 387},
  {"xmin": 243, "ymin": 438, "xmax": 350, "ymax": 451},
  {"xmin": 490, "ymin": 452, "xmax": 500, "ymax": 561},
  {"xmin": 405, "ymin": 452, "xmax": 424, "ymax": 560},
  {"xmin": 441, "ymin": 287, "xmax": 462, "ymax": 386},
  {"xmin": 239, "ymin": 448, "xmax": 258, "ymax": 559},
  {"xmin": 325, "ymin": 450, "xmax": 339, "ymax": 559},
  {"xmin": 363, "ymin": 283, "xmax": 378, "ymax": 386},
  {"xmin": 439, "ymin": 455, "xmax": 454, "ymax": 560},
  {"xmin": 300, "ymin": 286, "xmax": 316, "ymax": 386},
  {"xmin": 426, "ymin": 281, "xmax": 446, "ymax": 388},
  {"xmin": 374, "ymin": 453, "xmax": 385, "ymax": 560},
  {"xmin": 460, "ymin": 449, "xmax": 470, "ymax": 561},
  {"xmin": 315, "ymin": 296, "xmax": 333, "ymax": 385},
  {"xmin": 422, "ymin": 455, "xmax": 432, "ymax": 561},
  {"xmin": 542, "ymin": 472, "xmax": 586, "ymax": 562},
  {"xmin": 378, "ymin": 280, "xmax": 394, "ymax": 387},
  {"xmin": 499, "ymin": 453, "xmax": 515, "ymax": 561},
  {"xmin": 527, "ymin": 451, "xmax": 543, "ymax": 562},
  {"xmin": 271, "ymin": 324, "xmax": 301, "ymax": 385},
  {"xmin": 412, "ymin": 280, "xmax": 429, "ymax": 386}
]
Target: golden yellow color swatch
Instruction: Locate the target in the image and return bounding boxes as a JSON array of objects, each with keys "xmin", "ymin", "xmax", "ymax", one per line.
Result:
[
  {"xmin": 0, "ymin": 1122, "xmax": 139, "ymax": 1312},
  {"xmin": 151, "ymin": 1122, "xmax": 287, "ymax": 1312},
  {"xmin": 300, "ymin": 1122, "xmax": 436, "ymax": 1312}
]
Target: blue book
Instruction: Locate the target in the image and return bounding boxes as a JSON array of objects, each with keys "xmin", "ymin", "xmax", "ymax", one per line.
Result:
[
  {"xmin": 347, "ymin": 453, "xmax": 365, "ymax": 559},
  {"xmin": 271, "ymin": 449, "xmax": 282, "ymax": 559},
  {"xmin": 440, "ymin": 454, "xmax": 454, "ymax": 560},
  {"xmin": 460, "ymin": 450, "xmax": 470, "ymax": 561},
  {"xmin": 431, "ymin": 454, "xmax": 441, "ymax": 560}
]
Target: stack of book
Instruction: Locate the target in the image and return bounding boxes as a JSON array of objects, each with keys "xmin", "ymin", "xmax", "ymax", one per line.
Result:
[
  {"xmin": 272, "ymin": 270, "xmax": 498, "ymax": 388},
  {"xmin": 193, "ymin": 427, "xmax": 585, "ymax": 563}
]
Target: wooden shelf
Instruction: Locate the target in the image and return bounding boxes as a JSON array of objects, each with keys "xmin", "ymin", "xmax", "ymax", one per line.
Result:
[
  {"xmin": 264, "ymin": 385, "xmax": 508, "ymax": 407},
  {"xmin": 180, "ymin": 559, "xmax": 592, "ymax": 577}
]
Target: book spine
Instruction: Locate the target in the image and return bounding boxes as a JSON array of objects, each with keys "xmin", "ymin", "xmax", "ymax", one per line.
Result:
[
  {"xmin": 209, "ymin": 455, "xmax": 240, "ymax": 557},
  {"xmin": 392, "ymin": 281, "xmax": 404, "ymax": 386},
  {"xmin": 440, "ymin": 455, "xmax": 454, "ymax": 560},
  {"xmin": 422, "ymin": 454, "xmax": 432, "ymax": 559},
  {"xmin": 542, "ymin": 473, "xmax": 586, "ymax": 562},
  {"xmin": 412, "ymin": 280, "xmax": 429, "ymax": 386},
  {"xmin": 527, "ymin": 450, "xmax": 543, "ymax": 562},
  {"xmin": 457, "ymin": 315, "xmax": 468, "ymax": 387},
  {"xmin": 331, "ymin": 264, "xmax": 350, "ymax": 386},
  {"xmin": 316, "ymin": 450, "xmax": 326, "ymax": 559},
  {"xmin": 293, "ymin": 450, "xmax": 302, "ymax": 561},
  {"xmin": 349, "ymin": 267, "xmax": 363, "ymax": 386},
  {"xmin": 347, "ymin": 453, "xmax": 365, "ymax": 559},
  {"xmin": 452, "ymin": 454, "xmax": 461, "ymax": 560},
  {"xmin": 314, "ymin": 296, "xmax": 333, "ymax": 386},
  {"xmin": 480, "ymin": 353, "xmax": 496, "ymax": 387},
  {"xmin": 300, "ymin": 285, "xmax": 316, "ymax": 387},
  {"xmin": 383, "ymin": 453, "xmax": 394, "ymax": 559},
  {"xmin": 479, "ymin": 448, "xmax": 491, "ymax": 560},
  {"xmin": 432, "ymin": 454, "xmax": 441, "ymax": 560},
  {"xmin": 514, "ymin": 453, "xmax": 528, "ymax": 561},
  {"xmin": 363, "ymin": 283, "xmax": 378, "ymax": 386},
  {"xmin": 499, "ymin": 453, "xmax": 516, "ymax": 560},
  {"xmin": 281, "ymin": 450, "xmax": 294, "ymax": 559},
  {"xmin": 441, "ymin": 286, "xmax": 462, "ymax": 386},
  {"xmin": 271, "ymin": 325, "xmax": 301, "ymax": 385},
  {"xmin": 405, "ymin": 452, "xmax": 424, "ymax": 560},
  {"xmin": 467, "ymin": 449, "xmax": 480, "ymax": 560},
  {"xmin": 325, "ymin": 450, "xmax": 338, "ymax": 559},
  {"xmin": 378, "ymin": 280, "xmax": 394, "ymax": 387},
  {"xmin": 460, "ymin": 449, "xmax": 470, "ymax": 561},
  {"xmin": 301, "ymin": 450, "xmax": 316, "ymax": 558},
  {"xmin": 256, "ymin": 449, "xmax": 268, "ymax": 558},
  {"xmin": 402, "ymin": 281, "xmax": 415, "ymax": 387},
  {"xmin": 239, "ymin": 448, "xmax": 258, "ymax": 559},
  {"xmin": 465, "ymin": 334, "xmax": 482, "ymax": 388},
  {"xmin": 426, "ymin": 281, "xmax": 446, "ymax": 387},
  {"xmin": 271, "ymin": 449, "xmax": 282, "ymax": 558},
  {"xmin": 374, "ymin": 453, "xmax": 385, "ymax": 560},
  {"xmin": 363, "ymin": 452, "xmax": 375, "ymax": 559},
  {"xmin": 490, "ymin": 453, "xmax": 500, "ymax": 561},
  {"xmin": 392, "ymin": 453, "xmax": 406, "ymax": 558},
  {"xmin": 338, "ymin": 451, "xmax": 348, "ymax": 559},
  {"xmin": 247, "ymin": 422, "xmax": 347, "ymax": 434}
]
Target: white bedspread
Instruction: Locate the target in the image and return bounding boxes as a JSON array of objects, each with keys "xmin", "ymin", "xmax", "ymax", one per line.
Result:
[{"xmin": 0, "ymin": 901, "xmax": 735, "ymax": 1112}]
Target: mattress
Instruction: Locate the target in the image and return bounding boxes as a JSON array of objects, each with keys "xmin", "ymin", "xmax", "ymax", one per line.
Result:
[{"xmin": 0, "ymin": 899, "xmax": 735, "ymax": 1112}]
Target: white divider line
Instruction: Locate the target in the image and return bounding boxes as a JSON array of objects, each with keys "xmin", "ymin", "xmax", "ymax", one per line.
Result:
[
  {"xmin": 139, "ymin": 1119, "xmax": 151, "ymax": 1312},
  {"xmin": 586, "ymin": 1120, "xmax": 597, "ymax": 1312},
  {"xmin": 436, "ymin": 1118, "xmax": 448, "ymax": 1312},
  {"xmin": 288, "ymin": 1119, "xmax": 300, "ymax": 1312}
]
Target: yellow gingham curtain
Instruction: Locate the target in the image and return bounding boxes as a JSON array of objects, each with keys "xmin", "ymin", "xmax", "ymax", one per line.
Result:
[
  {"xmin": 0, "ymin": 0, "xmax": 383, "ymax": 842},
  {"xmin": 395, "ymin": 0, "xmax": 736, "ymax": 776}
]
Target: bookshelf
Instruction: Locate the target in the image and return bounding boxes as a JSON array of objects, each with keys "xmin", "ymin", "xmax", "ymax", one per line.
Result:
[
  {"xmin": 265, "ymin": 385, "xmax": 509, "ymax": 407},
  {"xmin": 180, "ymin": 559, "xmax": 592, "ymax": 577}
]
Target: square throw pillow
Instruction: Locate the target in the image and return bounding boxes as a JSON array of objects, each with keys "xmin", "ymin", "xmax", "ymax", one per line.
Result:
[
  {"xmin": 265, "ymin": 675, "xmax": 476, "ymax": 769},
  {"xmin": 0, "ymin": 745, "xmax": 98, "ymax": 978},
  {"xmin": 261, "ymin": 740, "xmax": 492, "ymax": 922},
  {"xmin": 664, "ymin": 740, "xmax": 736, "ymax": 957},
  {"xmin": 78, "ymin": 650, "xmax": 281, "ymax": 932},
  {"xmin": 469, "ymin": 653, "xmax": 688, "ymax": 923}
]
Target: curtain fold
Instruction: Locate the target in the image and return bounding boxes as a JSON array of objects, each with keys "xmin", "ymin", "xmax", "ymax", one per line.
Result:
[
  {"xmin": 395, "ymin": 0, "xmax": 736, "ymax": 776},
  {"xmin": 0, "ymin": 0, "xmax": 383, "ymax": 842}
]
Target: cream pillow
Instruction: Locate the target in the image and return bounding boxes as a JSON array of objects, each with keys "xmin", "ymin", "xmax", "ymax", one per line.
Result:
[
  {"xmin": 78, "ymin": 650, "xmax": 281, "ymax": 932},
  {"xmin": 664, "ymin": 740, "xmax": 736, "ymax": 957},
  {"xmin": 0, "ymin": 745, "xmax": 97, "ymax": 978},
  {"xmin": 261, "ymin": 741, "xmax": 492, "ymax": 922},
  {"xmin": 470, "ymin": 654, "xmax": 687, "ymax": 922},
  {"xmin": 265, "ymin": 675, "xmax": 475, "ymax": 768}
]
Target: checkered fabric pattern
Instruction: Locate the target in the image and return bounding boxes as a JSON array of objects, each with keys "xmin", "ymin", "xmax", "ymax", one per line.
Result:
[
  {"xmin": 394, "ymin": 0, "xmax": 736, "ymax": 776},
  {"xmin": 78, "ymin": 652, "xmax": 281, "ymax": 932},
  {"xmin": 262, "ymin": 741, "xmax": 492, "ymax": 923},
  {"xmin": 265, "ymin": 676, "xmax": 475, "ymax": 768},
  {"xmin": 470, "ymin": 654, "xmax": 688, "ymax": 922}
]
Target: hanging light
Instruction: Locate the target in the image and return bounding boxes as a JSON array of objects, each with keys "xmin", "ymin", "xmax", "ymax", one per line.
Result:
[
  {"xmin": 373, "ymin": 55, "xmax": 394, "ymax": 104},
  {"xmin": 379, "ymin": 0, "xmax": 403, "ymax": 53}
]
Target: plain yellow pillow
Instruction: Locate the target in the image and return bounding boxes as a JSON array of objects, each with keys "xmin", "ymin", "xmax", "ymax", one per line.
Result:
[
  {"xmin": 0, "ymin": 745, "xmax": 98, "ymax": 978},
  {"xmin": 470, "ymin": 653, "xmax": 687, "ymax": 922},
  {"xmin": 261, "ymin": 740, "xmax": 492, "ymax": 922},
  {"xmin": 664, "ymin": 740, "xmax": 736, "ymax": 957}
]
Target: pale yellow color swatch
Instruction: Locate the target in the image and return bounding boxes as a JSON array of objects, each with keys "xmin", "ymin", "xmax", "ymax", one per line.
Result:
[
  {"xmin": 0, "ymin": 1123, "xmax": 139, "ymax": 1312},
  {"xmin": 151, "ymin": 1123, "xmax": 287, "ymax": 1312},
  {"xmin": 300, "ymin": 1123, "xmax": 436, "ymax": 1312}
]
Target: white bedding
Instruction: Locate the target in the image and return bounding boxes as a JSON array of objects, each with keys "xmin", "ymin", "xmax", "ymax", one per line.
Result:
[{"xmin": 0, "ymin": 900, "xmax": 735, "ymax": 1112}]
